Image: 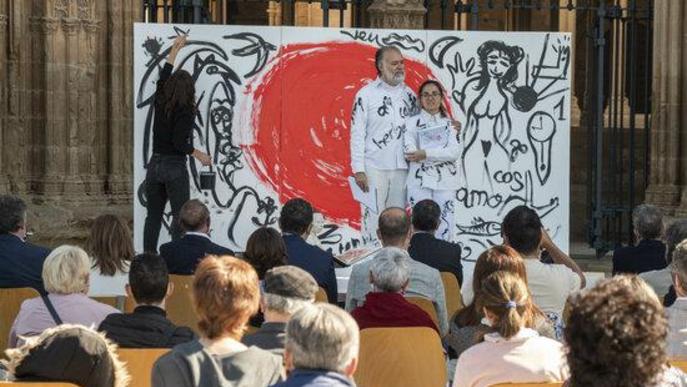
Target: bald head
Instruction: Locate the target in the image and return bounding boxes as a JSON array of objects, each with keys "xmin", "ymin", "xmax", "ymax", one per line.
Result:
[{"xmin": 377, "ymin": 207, "xmax": 410, "ymax": 247}]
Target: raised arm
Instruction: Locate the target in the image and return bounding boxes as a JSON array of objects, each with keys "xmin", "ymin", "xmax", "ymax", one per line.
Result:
[{"xmin": 541, "ymin": 228, "xmax": 586, "ymax": 289}]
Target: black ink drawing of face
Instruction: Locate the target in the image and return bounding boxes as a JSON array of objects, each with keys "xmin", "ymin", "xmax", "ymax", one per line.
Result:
[{"xmin": 486, "ymin": 49, "xmax": 511, "ymax": 79}]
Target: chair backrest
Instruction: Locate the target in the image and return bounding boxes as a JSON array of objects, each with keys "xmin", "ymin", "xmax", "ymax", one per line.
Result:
[
  {"xmin": 166, "ymin": 275, "xmax": 199, "ymax": 333},
  {"xmin": 440, "ymin": 272, "xmax": 464, "ymax": 319},
  {"xmin": 0, "ymin": 383, "xmax": 80, "ymax": 386},
  {"xmin": 405, "ymin": 296, "xmax": 439, "ymax": 329},
  {"xmin": 117, "ymin": 348, "xmax": 169, "ymax": 387},
  {"xmin": 355, "ymin": 327, "xmax": 446, "ymax": 387},
  {"xmin": 670, "ymin": 359, "xmax": 687, "ymax": 373},
  {"xmin": 491, "ymin": 384, "xmax": 563, "ymax": 386},
  {"xmin": 91, "ymin": 296, "xmax": 128, "ymax": 311},
  {"xmin": 315, "ymin": 287, "xmax": 328, "ymax": 303},
  {"xmin": 0, "ymin": 287, "xmax": 40, "ymax": 352}
]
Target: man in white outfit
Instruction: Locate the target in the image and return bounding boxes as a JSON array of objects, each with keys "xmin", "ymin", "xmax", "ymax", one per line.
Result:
[{"xmin": 350, "ymin": 46, "xmax": 418, "ymax": 243}]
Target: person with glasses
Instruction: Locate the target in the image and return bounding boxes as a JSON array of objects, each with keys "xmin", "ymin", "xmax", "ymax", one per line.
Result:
[{"xmin": 404, "ymin": 80, "xmax": 462, "ymax": 242}]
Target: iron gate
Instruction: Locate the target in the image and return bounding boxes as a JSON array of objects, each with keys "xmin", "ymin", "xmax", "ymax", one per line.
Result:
[{"xmin": 141, "ymin": 0, "xmax": 654, "ymax": 254}]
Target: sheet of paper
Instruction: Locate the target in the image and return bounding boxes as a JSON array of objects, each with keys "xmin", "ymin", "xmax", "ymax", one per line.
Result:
[
  {"xmin": 418, "ymin": 124, "xmax": 449, "ymax": 150},
  {"xmin": 348, "ymin": 176, "xmax": 378, "ymax": 214}
]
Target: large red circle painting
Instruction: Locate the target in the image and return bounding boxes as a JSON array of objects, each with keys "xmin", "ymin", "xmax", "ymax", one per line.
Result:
[{"xmin": 245, "ymin": 42, "xmax": 437, "ymax": 229}]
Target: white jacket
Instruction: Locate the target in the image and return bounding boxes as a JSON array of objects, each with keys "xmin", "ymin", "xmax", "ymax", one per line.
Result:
[
  {"xmin": 350, "ymin": 78, "xmax": 418, "ymax": 173},
  {"xmin": 404, "ymin": 109, "xmax": 461, "ymax": 190}
]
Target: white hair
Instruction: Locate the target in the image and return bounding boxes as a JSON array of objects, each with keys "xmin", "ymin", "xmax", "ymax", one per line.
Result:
[
  {"xmin": 262, "ymin": 293, "xmax": 313, "ymax": 315},
  {"xmin": 42, "ymin": 245, "xmax": 90, "ymax": 294},
  {"xmin": 285, "ymin": 303, "xmax": 359, "ymax": 373},
  {"xmin": 370, "ymin": 247, "xmax": 410, "ymax": 292}
]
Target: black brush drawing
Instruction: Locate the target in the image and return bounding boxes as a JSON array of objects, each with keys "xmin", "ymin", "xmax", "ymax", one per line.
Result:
[
  {"xmin": 526, "ymin": 111, "xmax": 556, "ymax": 185},
  {"xmin": 340, "ymin": 29, "xmax": 425, "ymax": 52}
]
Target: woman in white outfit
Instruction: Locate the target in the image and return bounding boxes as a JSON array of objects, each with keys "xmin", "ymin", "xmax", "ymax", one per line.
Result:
[{"xmin": 404, "ymin": 80, "xmax": 461, "ymax": 242}]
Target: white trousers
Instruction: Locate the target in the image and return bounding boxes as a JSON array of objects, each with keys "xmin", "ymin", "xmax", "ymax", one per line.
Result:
[
  {"xmin": 407, "ymin": 185, "xmax": 457, "ymax": 242},
  {"xmin": 361, "ymin": 168, "xmax": 407, "ymax": 244}
]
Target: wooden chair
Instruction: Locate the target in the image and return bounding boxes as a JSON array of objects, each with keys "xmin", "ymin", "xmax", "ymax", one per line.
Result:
[
  {"xmin": 117, "ymin": 348, "xmax": 169, "ymax": 387},
  {"xmin": 405, "ymin": 296, "xmax": 440, "ymax": 329},
  {"xmin": 0, "ymin": 287, "xmax": 40, "ymax": 352},
  {"xmin": 670, "ymin": 359, "xmax": 687, "ymax": 373},
  {"xmin": 491, "ymin": 383, "xmax": 563, "ymax": 386},
  {"xmin": 315, "ymin": 287, "xmax": 328, "ymax": 303},
  {"xmin": 166, "ymin": 275, "xmax": 198, "ymax": 333},
  {"xmin": 355, "ymin": 327, "xmax": 446, "ymax": 387},
  {"xmin": 0, "ymin": 383, "xmax": 80, "ymax": 386},
  {"xmin": 440, "ymin": 272, "xmax": 464, "ymax": 319}
]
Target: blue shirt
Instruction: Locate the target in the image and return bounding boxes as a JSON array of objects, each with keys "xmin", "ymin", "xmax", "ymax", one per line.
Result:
[{"xmin": 271, "ymin": 369, "xmax": 355, "ymax": 387}]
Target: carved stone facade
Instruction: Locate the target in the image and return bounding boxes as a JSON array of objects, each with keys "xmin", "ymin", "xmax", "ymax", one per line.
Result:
[
  {"xmin": 367, "ymin": 0, "xmax": 425, "ymax": 29},
  {"xmin": 0, "ymin": 0, "xmax": 139, "ymax": 244},
  {"xmin": 645, "ymin": 0, "xmax": 687, "ymax": 216}
]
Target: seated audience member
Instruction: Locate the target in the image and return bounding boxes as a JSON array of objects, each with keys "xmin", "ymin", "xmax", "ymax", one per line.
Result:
[
  {"xmin": 565, "ymin": 276, "xmax": 687, "ymax": 387},
  {"xmin": 86, "ymin": 214, "xmax": 133, "ymax": 297},
  {"xmin": 641, "ymin": 219, "xmax": 687, "ymax": 302},
  {"xmin": 453, "ymin": 271, "xmax": 568, "ymax": 387},
  {"xmin": 613, "ymin": 204, "xmax": 666, "ymax": 275},
  {"xmin": 448, "ymin": 246, "xmax": 554, "ymax": 358},
  {"xmin": 243, "ymin": 265, "xmax": 318, "ymax": 356},
  {"xmin": 351, "ymin": 247, "xmax": 438, "ymax": 334},
  {"xmin": 99, "ymin": 253, "xmax": 195, "ymax": 348},
  {"xmin": 346, "ymin": 207, "xmax": 449, "ymax": 336},
  {"xmin": 152, "ymin": 255, "xmax": 283, "ymax": 387},
  {"xmin": 9, "ymin": 245, "xmax": 120, "ymax": 348},
  {"xmin": 159, "ymin": 199, "xmax": 234, "ymax": 274},
  {"xmin": 501, "ymin": 206, "xmax": 584, "ymax": 321},
  {"xmin": 280, "ymin": 198, "xmax": 337, "ymax": 303},
  {"xmin": 272, "ymin": 304, "xmax": 358, "ymax": 387},
  {"xmin": 408, "ymin": 199, "xmax": 462, "ymax": 285},
  {"xmin": 0, "ymin": 194, "xmax": 50, "ymax": 294},
  {"xmin": 3, "ymin": 324, "xmax": 129, "ymax": 387},
  {"xmin": 667, "ymin": 240, "xmax": 687, "ymax": 358},
  {"xmin": 243, "ymin": 227, "xmax": 287, "ymax": 279},
  {"xmin": 245, "ymin": 226, "xmax": 288, "ymax": 328}
]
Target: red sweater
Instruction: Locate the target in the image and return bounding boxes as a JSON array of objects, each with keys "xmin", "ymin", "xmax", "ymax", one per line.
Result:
[{"xmin": 351, "ymin": 292, "xmax": 439, "ymax": 334}]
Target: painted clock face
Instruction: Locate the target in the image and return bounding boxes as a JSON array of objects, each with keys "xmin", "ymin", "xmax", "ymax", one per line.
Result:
[{"xmin": 527, "ymin": 112, "xmax": 556, "ymax": 143}]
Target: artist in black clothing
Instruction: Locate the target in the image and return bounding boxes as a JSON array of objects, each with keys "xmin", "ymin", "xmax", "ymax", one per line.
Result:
[{"xmin": 143, "ymin": 35, "xmax": 212, "ymax": 253}]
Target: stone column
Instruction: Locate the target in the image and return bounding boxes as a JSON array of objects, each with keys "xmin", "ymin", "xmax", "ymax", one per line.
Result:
[
  {"xmin": 645, "ymin": 0, "xmax": 683, "ymax": 212},
  {"xmin": 0, "ymin": 0, "xmax": 8, "ymax": 192},
  {"xmin": 367, "ymin": 0, "xmax": 425, "ymax": 29},
  {"xmin": 102, "ymin": 0, "xmax": 140, "ymax": 203}
]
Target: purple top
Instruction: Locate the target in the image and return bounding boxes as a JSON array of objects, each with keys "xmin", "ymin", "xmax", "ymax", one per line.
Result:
[{"xmin": 9, "ymin": 293, "xmax": 120, "ymax": 347}]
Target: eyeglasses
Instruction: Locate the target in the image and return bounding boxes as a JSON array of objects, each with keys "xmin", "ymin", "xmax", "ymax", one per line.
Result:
[{"xmin": 421, "ymin": 92, "xmax": 441, "ymax": 98}]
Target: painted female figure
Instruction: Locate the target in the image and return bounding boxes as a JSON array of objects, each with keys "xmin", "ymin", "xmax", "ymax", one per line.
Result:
[{"xmin": 458, "ymin": 41, "xmax": 525, "ymax": 192}]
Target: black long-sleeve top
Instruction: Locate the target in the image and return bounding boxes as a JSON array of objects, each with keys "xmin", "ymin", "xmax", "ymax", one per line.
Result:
[{"xmin": 152, "ymin": 63, "xmax": 195, "ymax": 156}]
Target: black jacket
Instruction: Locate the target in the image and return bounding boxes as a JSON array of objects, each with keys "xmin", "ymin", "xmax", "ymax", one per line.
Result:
[
  {"xmin": 283, "ymin": 234, "xmax": 338, "ymax": 303},
  {"xmin": 160, "ymin": 234, "xmax": 234, "ymax": 275},
  {"xmin": 408, "ymin": 232, "xmax": 463, "ymax": 285},
  {"xmin": 0, "ymin": 234, "xmax": 50, "ymax": 294},
  {"xmin": 98, "ymin": 305, "xmax": 196, "ymax": 348},
  {"xmin": 612, "ymin": 239, "xmax": 667, "ymax": 275}
]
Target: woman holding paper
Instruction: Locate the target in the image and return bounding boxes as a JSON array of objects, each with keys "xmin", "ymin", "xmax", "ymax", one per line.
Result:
[{"xmin": 404, "ymin": 80, "xmax": 461, "ymax": 242}]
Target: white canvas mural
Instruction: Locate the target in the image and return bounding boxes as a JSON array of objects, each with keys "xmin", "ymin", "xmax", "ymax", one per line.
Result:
[{"xmin": 133, "ymin": 24, "xmax": 571, "ymax": 270}]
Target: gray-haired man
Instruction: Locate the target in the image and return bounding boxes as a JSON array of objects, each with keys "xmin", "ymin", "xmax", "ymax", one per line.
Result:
[
  {"xmin": 242, "ymin": 265, "xmax": 318, "ymax": 356},
  {"xmin": 272, "ymin": 303, "xmax": 359, "ymax": 387}
]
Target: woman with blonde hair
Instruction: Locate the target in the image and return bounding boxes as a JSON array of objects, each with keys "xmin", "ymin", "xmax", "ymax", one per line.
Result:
[
  {"xmin": 152, "ymin": 255, "xmax": 283, "ymax": 387},
  {"xmin": 8, "ymin": 245, "xmax": 120, "ymax": 347},
  {"xmin": 448, "ymin": 245, "xmax": 554, "ymax": 358},
  {"xmin": 85, "ymin": 214, "xmax": 134, "ymax": 297},
  {"xmin": 453, "ymin": 271, "xmax": 568, "ymax": 387}
]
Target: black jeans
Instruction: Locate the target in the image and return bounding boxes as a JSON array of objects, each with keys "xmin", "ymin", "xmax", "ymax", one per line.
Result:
[{"xmin": 143, "ymin": 154, "xmax": 190, "ymax": 253}]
